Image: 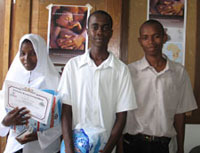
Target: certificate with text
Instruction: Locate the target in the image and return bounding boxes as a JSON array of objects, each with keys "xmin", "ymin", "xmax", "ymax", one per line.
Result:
[{"xmin": 4, "ymin": 80, "xmax": 53, "ymax": 124}]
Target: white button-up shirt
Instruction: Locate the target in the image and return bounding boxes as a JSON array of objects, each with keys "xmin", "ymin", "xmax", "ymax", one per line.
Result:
[
  {"xmin": 58, "ymin": 51, "xmax": 137, "ymax": 139},
  {"xmin": 126, "ymin": 56, "xmax": 197, "ymax": 137}
]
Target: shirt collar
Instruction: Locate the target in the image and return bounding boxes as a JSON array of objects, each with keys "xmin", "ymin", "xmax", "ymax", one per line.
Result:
[
  {"xmin": 138, "ymin": 54, "xmax": 173, "ymax": 72},
  {"xmin": 78, "ymin": 49, "xmax": 115, "ymax": 69}
]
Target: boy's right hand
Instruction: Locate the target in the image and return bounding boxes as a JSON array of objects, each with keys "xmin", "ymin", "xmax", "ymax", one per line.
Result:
[{"xmin": 2, "ymin": 107, "xmax": 31, "ymax": 127}]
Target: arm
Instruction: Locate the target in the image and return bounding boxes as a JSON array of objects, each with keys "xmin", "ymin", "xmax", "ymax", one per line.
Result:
[
  {"xmin": 1, "ymin": 107, "xmax": 31, "ymax": 140},
  {"xmin": 102, "ymin": 111, "xmax": 127, "ymax": 153},
  {"xmin": 6, "ymin": 107, "xmax": 36, "ymax": 145},
  {"xmin": 0, "ymin": 123, "xmax": 10, "ymax": 137},
  {"xmin": 62, "ymin": 104, "xmax": 74, "ymax": 153},
  {"xmin": 0, "ymin": 90, "xmax": 30, "ymax": 137},
  {"xmin": 17, "ymin": 124, "xmax": 62, "ymax": 146},
  {"xmin": 0, "ymin": 105, "xmax": 11, "ymax": 136},
  {"xmin": 16, "ymin": 131, "xmax": 38, "ymax": 144},
  {"xmin": 174, "ymin": 113, "xmax": 185, "ymax": 153},
  {"xmin": 116, "ymin": 135, "xmax": 124, "ymax": 153}
]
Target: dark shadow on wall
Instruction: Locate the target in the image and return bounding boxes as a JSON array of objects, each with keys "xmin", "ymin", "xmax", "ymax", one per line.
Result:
[{"xmin": 186, "ymin": 0, "xmax": 200, "ymax": 124}]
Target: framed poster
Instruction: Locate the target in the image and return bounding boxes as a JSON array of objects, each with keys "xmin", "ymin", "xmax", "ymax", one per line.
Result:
[{"xmin": 47, "ymin": 4, "xmax": 90, "ymax": 66}]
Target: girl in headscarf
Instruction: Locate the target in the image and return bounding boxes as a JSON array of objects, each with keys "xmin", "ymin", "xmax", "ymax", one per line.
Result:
[{"xmin": 0, "ymin": 34, "xmax": 61, "ymax": 153}]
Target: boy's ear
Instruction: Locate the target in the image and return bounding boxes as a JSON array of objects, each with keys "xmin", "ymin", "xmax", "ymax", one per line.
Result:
[{"xmin": 163, "ymin": 32, "xmax": 168, "ymax": 43}]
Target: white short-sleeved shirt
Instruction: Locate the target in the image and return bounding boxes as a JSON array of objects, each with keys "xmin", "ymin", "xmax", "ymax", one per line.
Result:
[
  {"xmin": 58, "ymin": 51, "xmax": 137, "ymax": 138},
  {"xmin": 126, "ymin": 56, "xmax": 197, "ymax": 137}
]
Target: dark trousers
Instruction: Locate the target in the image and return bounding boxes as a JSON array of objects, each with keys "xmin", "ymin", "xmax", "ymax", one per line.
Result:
[
  {"xmin": 14, "ymin": 149, "xmax": 60, "ymax": 153},
  {"xmin": 123, "ymin": 134, "xmax": 171, "ymax": 153}
]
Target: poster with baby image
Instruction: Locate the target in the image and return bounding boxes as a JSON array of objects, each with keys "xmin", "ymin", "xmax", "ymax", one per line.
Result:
[
  {"xmin": 47, "ymin": 4, "xmax": 91, "ymax": 65},
  {"xmin": 147, "ymin": 0, "xmax": 186, "ymax": 65}
]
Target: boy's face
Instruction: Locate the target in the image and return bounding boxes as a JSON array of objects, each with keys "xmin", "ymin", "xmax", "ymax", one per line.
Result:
[
  {"xmin": 20, "ymin": 41, "xmax": 37, "ymax": 71},
  {"xmin": 87, "ymin": 14, "xmax": 113, "ymax": 48},
  {"xmin": 138, "ymin": 24, "xmax": 167, "ymax": 57}
]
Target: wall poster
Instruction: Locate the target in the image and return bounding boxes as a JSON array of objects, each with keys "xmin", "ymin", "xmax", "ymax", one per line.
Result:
[
  {"xmin": 147, "ymin": 0, "xmax": 186, "ymax": 65},
  {"xmin": 47, "ymin": 4, "xmax": 90, "ymax": 73}
]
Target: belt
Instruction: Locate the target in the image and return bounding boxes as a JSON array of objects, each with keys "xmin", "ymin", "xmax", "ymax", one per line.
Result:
[{"xmin": 124, "ymin": 133, "xmax": 171, "ymax": 143}]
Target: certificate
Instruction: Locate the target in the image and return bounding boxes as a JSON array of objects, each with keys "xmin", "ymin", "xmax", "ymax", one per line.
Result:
[{"xmin": 4, "ymin": 80, "xmax": 53, "ymax": 124}]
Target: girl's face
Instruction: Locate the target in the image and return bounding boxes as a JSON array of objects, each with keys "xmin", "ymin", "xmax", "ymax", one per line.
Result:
[{"xmin": 20, "ymin": 41, "xmax": 37, "ymax": 71}]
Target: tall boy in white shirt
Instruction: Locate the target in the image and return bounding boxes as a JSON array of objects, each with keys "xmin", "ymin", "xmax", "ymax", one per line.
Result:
[{"xmin": 58, "ymin": 10, "xmax": 137, "ymax": 153}]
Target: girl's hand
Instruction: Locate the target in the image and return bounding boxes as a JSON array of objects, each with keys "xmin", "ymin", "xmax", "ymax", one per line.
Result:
[
  {"xmin": 2, "ymin": 107, "xmax": 31, "ymax": 126},
  {"xmin": 16, "ymin": 131, "xmax": 38, "ymax": 144}
]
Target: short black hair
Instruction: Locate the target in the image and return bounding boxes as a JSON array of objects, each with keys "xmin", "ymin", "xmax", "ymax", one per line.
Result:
[
  {"xmin": 87, "ymin": 10, "xmax": 113, "ymax": 28},
  {"xmin": 140, "ymin": 19, "xmax": 165, "ymax": 36}
]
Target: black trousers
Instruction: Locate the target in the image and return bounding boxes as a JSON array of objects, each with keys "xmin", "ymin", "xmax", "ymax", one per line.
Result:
[{"xmin": 123, "ymin": 134, "xmax": 171, "ymax": 153}]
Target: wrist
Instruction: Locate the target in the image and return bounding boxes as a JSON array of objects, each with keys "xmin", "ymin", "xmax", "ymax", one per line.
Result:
[
  {"xmin": 1, "ymin": 121, "xmax": 9, "ymax": 127},
  {"xmin": 2, "ymin": 119, "xmax": 10, "ymax": 127}
]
